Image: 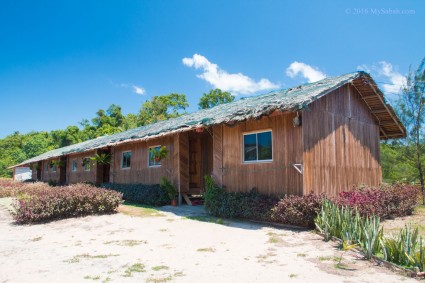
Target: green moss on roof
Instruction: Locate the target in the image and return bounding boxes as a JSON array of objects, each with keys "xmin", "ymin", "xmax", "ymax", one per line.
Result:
[{"xmin": 14, "ymin": 71, "xmax": 369, "ymax": 166}]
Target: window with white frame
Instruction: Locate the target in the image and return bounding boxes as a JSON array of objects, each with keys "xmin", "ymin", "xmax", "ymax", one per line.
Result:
[
  {"xmin": 52, "ymin": 163, "xmax": 57, "ymax": 172},
  {"xmin": 243, "ymin": 130, "xmax": 273, "ymax": 163},
  {"xmin": 83, "ymin": 158, "xmax": 91, "ymax": 171},
  {"xmin": 72, "ymin": 160, "xmax": 77, "ymax": 172},
  {"xmin": 148, "ymin": 146, "xmax": 161, "ymax": 167},
  {"xmin": 45, "ymin": 163, "xmax": 49, "ymax": 172},
  {"xmin": 121, "ymin": 151, "xmax": 132, "ymax": 169}
]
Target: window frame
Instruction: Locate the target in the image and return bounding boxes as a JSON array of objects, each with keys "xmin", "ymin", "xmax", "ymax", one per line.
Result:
[
  {"xmin": 242, "ymin": 129, "xmax": 273, "ymax": 164},
  {"xmin": 72, "ymin": 159, "xmax": 77, "ymax": 172},
  {"xmin": 52, "ymin": 163, "xmax": 57, "ymax": 173},
  {"xmin": 148, "ymin": 145, "xmax": 162, "ymax": 167},
  {"xmin": 121, "ymin": 151, "xmax": 132, "ymax": 169},
  {"xmin": 44, "ymin": 162, "xmax": 49, "ymax": 172},
  {"xmin": 83, "ymin": 157, "xmax": 91, "ymax": 172}
]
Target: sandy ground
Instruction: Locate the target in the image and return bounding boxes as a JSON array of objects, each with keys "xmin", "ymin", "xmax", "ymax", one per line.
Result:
[
  {"xmin": 0, "ymin": 201, "xmax": 416, "ymax": 283},
  {"xmin": 381, "ymin": 205, "xmax": 425, "ymax": 237}
]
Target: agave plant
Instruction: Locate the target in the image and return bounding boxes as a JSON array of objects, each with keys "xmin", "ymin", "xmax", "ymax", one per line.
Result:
[
  {"xmin": 381, "ymin": 224, "xmax": 420, "ymax": 269},
  {"xmin": 360, "ymin": 216, "xmax": 383, "ymax": 259}
]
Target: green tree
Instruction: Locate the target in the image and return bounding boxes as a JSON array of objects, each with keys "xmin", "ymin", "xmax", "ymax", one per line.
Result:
[
  {"xmin": 92, "ymin": 104, "xmax": 125, "ymax": 135},
  {"xmin": 397, "ymin": 58, "xmax": 425, "ymax": 203},
  {"xmin": 198, "ymin": 88, "xmax": 235, "ymax": 109},
  {"xmin": 381, "ymin": 142, "xmax": 416, "ymax": 183},
  {"xmin": 22, "ymin": 132, "xmax": 52, "ymax": 158},
  {"xmin": 138, "ymin": 93, "xmax": 189, "ymax": 126}
]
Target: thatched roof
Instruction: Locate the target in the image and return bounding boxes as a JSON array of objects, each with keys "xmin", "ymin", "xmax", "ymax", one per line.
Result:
[{"xmin": 12, "ymin": 71, "xmax": 405, "ymax": 168}]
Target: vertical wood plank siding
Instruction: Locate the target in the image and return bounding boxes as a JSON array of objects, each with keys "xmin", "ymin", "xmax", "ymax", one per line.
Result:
[
  {"xmin": 213, "ymin": 113, "xmax": 304, "ymax": 196},
  {"xmin": 212, "ymin": 125, "xmax": 224, "ymax": 187},
  {"xmin": 67, "ymin": 151, "xmax": 97, "ymax": 184},
  {"xmin": 302, "ymin": 84, "xmax": 381, "ymax": 196},
  {"xmin": 41, "ymin": 159, "xmax": 61, "ymax": 183},
  {"xmin": 111, "ymin": 136, "xmax": 175, "ymax": 185},
  {"xmin": 176, "ymin": 132, "xmax": 190, "ymax": 193}
]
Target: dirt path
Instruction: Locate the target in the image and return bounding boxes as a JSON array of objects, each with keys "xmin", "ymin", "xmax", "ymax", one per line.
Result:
[{"xmin": 0, "ymin": 202, "xmax": 415, "ymax": 283}]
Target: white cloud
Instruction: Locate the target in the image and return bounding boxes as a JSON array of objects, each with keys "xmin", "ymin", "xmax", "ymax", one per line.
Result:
[
  {"xmin": 109, "ymin": 81, "xmax": 146, "ymax": 95},
  {"xmin": 286, "ymin": 61, "xmax": 326, "ymax": 83},
  {"xmin": 182, "ymin": 54, "xmax": 279, "ymax": 95},
  {"xmin": 132, "ymin": 85, "xmax": 145, "ymax": 95},
  {"xmin": 357, "ymin": 61, "xmax": 406, "ymax": 94},
  {"xmin": 377, "ymin": 61, "xmax": 406, "ymax": 94}
]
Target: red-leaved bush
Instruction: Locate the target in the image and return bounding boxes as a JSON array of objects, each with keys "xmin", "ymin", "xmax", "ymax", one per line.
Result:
[
  {"xmin": 0, "ymin": 178, "xmax": 33, "ymax": 197},
  {"xmin": 11, "ymin": 183, "xmax": 123, "ymax": 224},
  {"xmin": 337, "ymin": 184, "xmax": 419, "ymax": 218},
  {"xmin": 271, "ymin": 193, "xmax": 324, "ymax": 227}
]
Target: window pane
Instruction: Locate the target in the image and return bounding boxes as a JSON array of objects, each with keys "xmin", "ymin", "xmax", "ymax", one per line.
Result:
[
  {"xmin": 258, "ymin": 132, "xmax": 272, "ymax": 160},
  {"xmin": 84, "ymin": 158, "xmax": 91, "ymax": 171},
  {"xmin": 149, "ymin": 146, "xmax": 161, "ymax": 166},
  {"xmin": 122, "ymin": 152, "xmax": 131, "ymax": 168},
  {"xmin": 244, "ymin": 134, "xmax": 257, "ymax": 161}
]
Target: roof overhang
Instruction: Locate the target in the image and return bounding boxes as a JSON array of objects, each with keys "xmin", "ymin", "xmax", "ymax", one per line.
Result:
[{"xmin": 351, "ymin": 73, "xmax": 406, "ymax": 140}]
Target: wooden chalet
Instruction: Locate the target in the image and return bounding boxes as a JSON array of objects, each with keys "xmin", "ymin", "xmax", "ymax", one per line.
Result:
[{"xmin": 12, "ymin": 72, "xmax": 406, "ymax": 203}]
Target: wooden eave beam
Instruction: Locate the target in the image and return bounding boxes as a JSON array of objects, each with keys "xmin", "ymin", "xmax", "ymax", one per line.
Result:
[{"xmin": 364, "ymin": 79, "xmax": 406, "ymax": 136}]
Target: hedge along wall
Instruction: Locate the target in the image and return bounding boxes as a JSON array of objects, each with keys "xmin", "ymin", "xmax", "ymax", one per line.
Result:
[{"xmin": 100, "ymin": 183, "xmax": 170, "ymax": 206}]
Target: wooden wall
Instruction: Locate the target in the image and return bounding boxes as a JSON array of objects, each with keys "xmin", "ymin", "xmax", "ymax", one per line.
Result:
[
  {"xmin": 111, "ymin": 136, "xmax": 174, "ymax": 184},
  {"xmin": 172, "ymin": 133, "xmax": 189, "ymax": 193},
  {"xmin": 212, "ymin": 113, "xmax": 304, "ymax": 196},
  {"xmin": 67, "ymin": 151, "xmax": 97, "ymax": 184},
  {"xmin": 302, "ymin": 84, "xmax": 381, "ymax": 196},
  {"xmin": 41, "ymin": 158, "xmax": 60, "ymax": 183}
]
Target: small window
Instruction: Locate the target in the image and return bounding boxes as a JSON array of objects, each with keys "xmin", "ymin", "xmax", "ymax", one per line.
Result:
[
  {"xmin": 45, "ymin": 163, "xmax": 49, "ymax": 172},
  {"xmin": 52, "ymin": 164, "xmax": 57, "ymax": 173},
  {"xmin": 83, "ymin": 158, "xmax": 91, "ymax": 171},
  {"xmin": 148, "ymin": 146, "xmax": 161, "ymax": 167},
  {"xmin": 243, "ymin": 130, "xmax": 272, "ymax": 163},
  {"xmin": 72, "ymin": 160, "xmax": 77, "ymax": 172},
  {"xmin": 121, "ymin": 151, "xmax": 132, "ymax": 169}
]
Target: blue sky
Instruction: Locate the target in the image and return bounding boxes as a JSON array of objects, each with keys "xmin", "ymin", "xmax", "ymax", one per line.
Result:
[{"xmin": 0, "ymin": 0, "xmax": 423, "ymax": 138}]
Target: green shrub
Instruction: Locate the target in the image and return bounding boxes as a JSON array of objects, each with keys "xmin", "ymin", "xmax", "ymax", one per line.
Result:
[
  {"xmin": 13, "ymin": 183, "xmax": 122, "ymax": 223},
  {"xmin": 101, "ymin": 183, "xmax": 170, "ymax": 206},
  {"xmin": 160, "ymin": 177, "xmax": 176, "ymax": 201},
  {"xmin": 203, "ymin": 176, "xmax": 278, "ymax": 221}
]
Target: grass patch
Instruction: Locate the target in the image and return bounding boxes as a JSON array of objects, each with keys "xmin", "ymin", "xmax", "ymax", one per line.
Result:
[
  {"xmin": 174, "ymin": 271, "xmax": 185, "ymax": 277},
  {"xmin": 31, "ymin": 236, "xmax": 42, "ymax": 242},
  {"xmin": 83, "ymin": 275, "xmax": 101, "ymax": 280},
  {"xmin": 146, "ymin": 275, "xmax": 173, "ymax": 282},
  {"xmin": 104, "ymin": 240, "xmax": 147, "ymax": 246},
  {"xmin": 289, "ymin": 274, "xmax": 297, "ymax": 278},
  {"xmin": 256, "ymin": 251, "xmax": 277, "ymax": 263},
  {"xmin": 152, "ymin": 265, "xmax": 169, "ymax": 271},
  {"xmin": 318, "ymin": 256, "xmax": 332, "ymax": 261},
  {"xmin": 196, "ymin": 247, "xmax": 216, "ymax": 252},
  {"xmin": 297, "ymin": 253, "xmax": 306, "ymax": 257},
  {"xmin": 334, "ymin": 263, "xmax": 353, "ymax": 270},
  {"xmin": 65, "ymin": 253, "xmax": 119, "ymax": 263},
  {"xmin": 266, "ymin": 232, "xmax": 283, "ymax": 244},
  {"xmin": 184, "ymin": 215, "xmax": 224, "ymax": 225},
  {"xmin": 123, "ymin": 263, "xmax": 146, "ymax": 277},
  {"xmin": 118, "ymin": 202, "xmax": 165, "ymax": 218}
]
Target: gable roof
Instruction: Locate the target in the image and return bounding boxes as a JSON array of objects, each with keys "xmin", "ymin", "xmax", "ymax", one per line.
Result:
[{"xmin": 12, "ymin": 71, "xmax": 405, "ymax": 168}]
